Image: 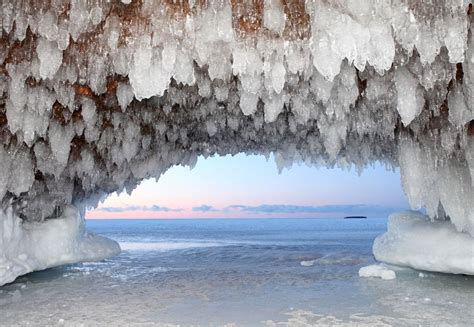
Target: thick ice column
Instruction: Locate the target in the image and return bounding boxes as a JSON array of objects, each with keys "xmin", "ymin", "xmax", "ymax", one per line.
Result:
[
  {"xmin": 398, "ymin": 137, "xmax": 474, "ymax": 236},
  {"xmin": 373, "ymin": 135, "xmax": 474, "ymax": 274},
  {"xmin": 0, "ymin": 205, "xmax": 120, "ymax": 286}
]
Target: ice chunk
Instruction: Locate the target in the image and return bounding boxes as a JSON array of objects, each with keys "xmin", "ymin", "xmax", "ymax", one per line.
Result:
[
  {"xmin": 359, "ymin": 264, "xmax": 396, "ymax": 280},
  {"xmin": 206, "ymin": 120, "xmax": 218, "ymax": 137},
  {"xmin": 300, "ymin": 260, "xmax": 315, "ymax": 267},
  {"xmin": 374, "ymin": 212, "xmax": 474, "ymax": 275},
  {"xmin": 444, "ymin": 15, "xmax": 467, "ymax": 64},
  {"xmin": 448, "ymin": 84, "xmax": 472, "ymax": 127},
  {"xmin": 129, "ymin": 45, "xmax": 171, "ymax": 100},
  {"xmin": 263, "ymin": 0, "xmax": 286, "ymax": 35},
  {"xmin": 69, "ymin": 0, "xmax": 89, "ymax": 42},
  {"xmin": 49, "ymin": 123, "xmax": 75, "ymax": 166},
  {"xmin": 116, "ymin": 83, "xmax": 134, "ymax": 112},
  {"xmin": 271, "ymin": 58, "xmax": 286, "ymax": 94},
  {"xmin": 0, "ymin": 146, "xmax": 11, "ymax": 200},
  {"xmin": 311, "ymin": 33, "xmax": 341, "ymax": 82},
  {"xmin": 81, "ymin": 98, "xmax": 97, "ymax": 127},
  {"xmin": 174, "ymin": 49, "xmax": 195, "ymax": 86},
  {"xmin": 36, "ymin": 39, "xmax": 62, "ymax": 80},
  {"xmin": 38, "ymin": 10, "xmax": 58, "ymax": 41},
  {"xmin": 394, "ymin": 67, "xmax": 423, "ymax": 126},
  {"xmin": 122, "ymin": 122, "xmax": 140, "ymax": 162},
  {"xmin": 0, "ymin": 205, "xmax": 120, "ymax": 287},
  {"xmin": 367, "ymin": 21, "xmax": 395, "ymax": 73},
  {"xmin": 310, "ymin": 70, "xmax": 334, "ymax": 104},
  {"xmin": 240, "ymin": 92, "xmax": 259, "ymax": 116},
  {"xmin": 264, "ymin": 93, "xmax": 285, "ymax": 123},
  {"xmin": 90, "ymin": 6, "xmax": 103, "ymax": 26},
  {"xmin": 8, "ymin": 150, "xmax": 34, "ymax": 196}
]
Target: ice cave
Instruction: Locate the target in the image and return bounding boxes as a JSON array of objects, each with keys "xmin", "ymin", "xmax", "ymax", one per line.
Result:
[{"xmin": 0, "ymin": 0, "xmax": 473, "ymax": 286}]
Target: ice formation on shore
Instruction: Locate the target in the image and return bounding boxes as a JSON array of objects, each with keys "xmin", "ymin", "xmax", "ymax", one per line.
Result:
[
  {"xmin": 0, "ymin": 205, "xmax": 120, "ymax": 286},
  {"xmin": 0, "ymin": 1, "xmax": 473, "ymax": 284},
  {"xmin": 358, "ymin": 264, "xmax": 397, "ymax": 280},
  {"xmin": 374, "ymin": 212, "xmax": 474, "ymax": 275}
]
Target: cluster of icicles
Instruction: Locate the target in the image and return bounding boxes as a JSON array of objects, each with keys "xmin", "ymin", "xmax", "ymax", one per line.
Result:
[{"xmin": 0, "ymin": 0, "xmax": 473, "ymax": 284}]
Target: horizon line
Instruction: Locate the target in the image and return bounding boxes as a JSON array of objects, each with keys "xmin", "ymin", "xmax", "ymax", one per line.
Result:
[{"xmin": 85, "ymin": 216, "xmax": 391, "ymax": 220}]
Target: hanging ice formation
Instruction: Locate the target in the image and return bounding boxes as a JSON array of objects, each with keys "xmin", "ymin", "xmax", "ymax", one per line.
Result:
[{"xmin": 0, "ymin": 0, "xmax": 473, "ymax": 285}]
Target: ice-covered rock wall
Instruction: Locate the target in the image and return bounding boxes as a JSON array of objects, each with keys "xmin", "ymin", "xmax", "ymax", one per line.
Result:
[{"xmin": 0, "ymin": 0, "xmax": 473, "ymax": 283}]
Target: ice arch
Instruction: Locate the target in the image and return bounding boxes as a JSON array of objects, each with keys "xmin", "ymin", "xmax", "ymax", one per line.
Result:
[{"xmin": 0, "ymin": 0, "xmax": 473, "ymax": 285}]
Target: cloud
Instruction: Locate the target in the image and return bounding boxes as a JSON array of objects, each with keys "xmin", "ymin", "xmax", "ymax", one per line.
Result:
[
  {"xmin": 95, "ymin": 203, "xmax": 401, "ymax": 217},
  {"xmin": 192, "ymin": 205, "xmax": 216, "ymax": 212},
  {"xmin": 224, "ymin": 204, "xmax": 399, "ymax": 216},
  {"xmin": 97, "ymin": 205, "xmax": 182, "ymax": 213}
]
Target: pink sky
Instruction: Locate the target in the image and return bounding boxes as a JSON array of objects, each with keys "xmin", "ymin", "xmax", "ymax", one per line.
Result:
[
  {"xmin": 86, "ymin": 209, "xmax": 333, "ymax": 220},
  {"xmin": 86, "ymin": 154, "xmax": 408, "ymax": 219}
]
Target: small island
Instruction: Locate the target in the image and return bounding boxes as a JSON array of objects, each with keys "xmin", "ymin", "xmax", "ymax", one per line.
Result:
[{"xmin": 344, "ymin": 216, "xmax": 368, "ymax": 219}]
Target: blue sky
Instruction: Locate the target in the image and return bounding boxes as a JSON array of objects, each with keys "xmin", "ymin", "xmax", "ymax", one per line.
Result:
[{"xmin": 87, "ymin": 154, "xmax": 409, "ymax": 219}]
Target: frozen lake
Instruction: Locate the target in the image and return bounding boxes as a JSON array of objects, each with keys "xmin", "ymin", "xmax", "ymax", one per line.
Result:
[{"xmin": 1, "ymin": 218, "xmax": 473, "ymax": 326}]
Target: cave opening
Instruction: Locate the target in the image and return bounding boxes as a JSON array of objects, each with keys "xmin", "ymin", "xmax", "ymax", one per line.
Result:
[
  {"xmin": 2, "ymin": 154, "xmax": 473, "ymax": 326},
  {"xmin": 86, "ymin": 153, "xmax": 408, "ymax": 220},
  {"xmin": 1, "ymin": 0, "xmax": 474, "ymax": 324}
]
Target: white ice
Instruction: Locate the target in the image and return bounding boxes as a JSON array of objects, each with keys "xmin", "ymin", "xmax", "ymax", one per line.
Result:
[
  {"xmin": 0, "ymin": 0, "xmax": 473, "ymax": 284},
  {"xmin": 374, "ymin": 212, "xmax": 474, "ymax": 275},
  {"xmin": 358, "ymin": 264, "xmax": 396, "ymax": 280},
  {"xmin": 0, "ymin": 205, "xmax": 120, "ymax": 286}
]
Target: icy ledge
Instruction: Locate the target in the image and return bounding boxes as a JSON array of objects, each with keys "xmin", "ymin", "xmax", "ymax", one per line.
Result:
[
  {"xmin": 0, "ymin": 205, "xmax": 120, "ymax": 286},
  {"xmin": 374, "ymin": 212, "xmax": 474, "ymax": 275}
]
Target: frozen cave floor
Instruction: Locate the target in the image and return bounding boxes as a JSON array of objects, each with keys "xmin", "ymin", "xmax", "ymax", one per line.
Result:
[{"xmin": 0, "ymin": 205, "xmax": 120, "ymax": 286}]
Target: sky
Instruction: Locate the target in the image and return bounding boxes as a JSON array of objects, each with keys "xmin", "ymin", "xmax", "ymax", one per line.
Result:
[{"xmin": 86, "ymin": 153, "xmax": 409, "ymax": 219}]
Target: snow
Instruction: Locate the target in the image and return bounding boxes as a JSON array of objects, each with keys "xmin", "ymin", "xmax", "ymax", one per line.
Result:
[
  {"xmin": 358, "ymin": 264, "xmax": 396, "ymax": 280},
  {"xmin": 374, "ymin": 212, "xmax": 474, "ymax": 275},
  {"xmin": 0, "ymin": 1, "xmax": 473, "ymax": 284},
  {"xmin": 0, "ymin": 205, "xmax": 120, "ymax": 286}
]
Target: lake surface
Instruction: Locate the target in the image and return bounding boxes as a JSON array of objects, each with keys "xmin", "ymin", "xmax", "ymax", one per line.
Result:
[{"xmin": 1, "ymin": 218, "xmax": 473, "ymax": 326}]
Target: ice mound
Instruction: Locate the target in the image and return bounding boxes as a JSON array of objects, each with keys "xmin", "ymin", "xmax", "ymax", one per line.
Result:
[
  {"xmin": 374, "ymin": 212, "xmax": 474, "ymax": 275},
  {"xmin": 358, "ymin": 264, "xmax": 397, "ymax": 280},
  {"xmin": 300, "ymin": 260, "xmax": 315, "ymax": 267},
  {"xmin": 0, "ymin": 1, "xmax": 473, "ymax": 283},
  {"xmin": 0, "ymin": 205, "xmax": 120, "ymax": 286}
]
